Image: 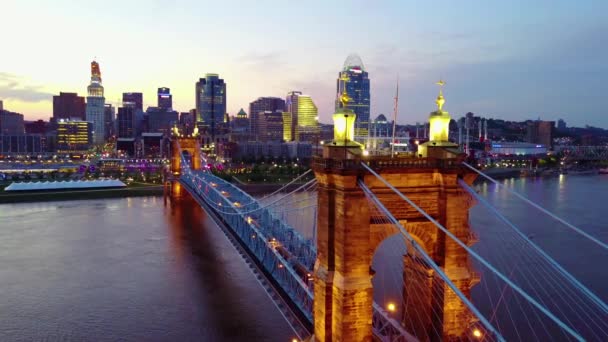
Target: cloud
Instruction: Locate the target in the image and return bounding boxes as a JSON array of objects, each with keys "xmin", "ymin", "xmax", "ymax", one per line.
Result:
[
  {"xmin": 0, "ymin": 72, "xmax": 53, "ymax": 103},
  {"xmin": 236, "ymin": 51, "xmax": 284, "ymax": 68}
]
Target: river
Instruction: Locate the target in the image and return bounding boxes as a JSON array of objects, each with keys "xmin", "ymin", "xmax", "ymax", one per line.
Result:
[
  {"xmin": 0, "ymin": 174, "xmax": 607, "ymax": 341},
  {"xmin": 0, "ymin": 196, "xmax": 293, "ymax": 342}
]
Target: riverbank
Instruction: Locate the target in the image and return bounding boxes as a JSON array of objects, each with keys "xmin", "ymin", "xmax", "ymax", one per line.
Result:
[{"xmin": 0, "ymin": 185, "xmax": 164, "ymax": 204}]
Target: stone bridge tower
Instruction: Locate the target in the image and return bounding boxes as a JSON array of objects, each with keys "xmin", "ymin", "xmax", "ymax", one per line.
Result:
[
  {"xmin": 312, "ymin": 82, "xmax": 479, "ymax": 341},
  {"xmin": 166, "ymin": 125, "xmax": 202, "ymax": 199}
]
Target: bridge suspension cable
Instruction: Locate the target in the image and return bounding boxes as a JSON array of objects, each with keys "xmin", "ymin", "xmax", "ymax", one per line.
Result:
[
  {"xmin": 459, "ymin": 179, "xmax": 608, "ymax": 315},
  {"xmin": 187, "ymin": 173, "xmax": 317, "ymax": 216},
  {"xmin": 361, "ymin": 162, "xmax": 585, "ymax": 342},
  {"xmin": 463, "ymin": 162, "xmax": 608, "ymax": 251}
]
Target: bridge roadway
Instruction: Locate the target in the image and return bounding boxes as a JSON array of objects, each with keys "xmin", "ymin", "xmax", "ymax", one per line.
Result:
[{"xmin": 180, "ymin": 177, "xmax": 314, "ymax": 339}]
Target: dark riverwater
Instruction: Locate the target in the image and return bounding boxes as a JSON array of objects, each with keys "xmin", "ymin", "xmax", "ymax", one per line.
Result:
[
  {"xmin": 1, "ymin": 174, "xmax": 607, "ymax": 341},
  {"xmin": 0, "ymin": 196, "xmax": 293, "ymax": 342}
]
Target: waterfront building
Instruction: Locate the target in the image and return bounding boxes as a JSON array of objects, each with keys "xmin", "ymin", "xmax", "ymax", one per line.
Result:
[
  {"xmin": 0, "ymin": 109, "xmax": 25, "ymax": 135},
  {"xmin": 25, "ymin": 120, "xmax": 47, "ymax": 135},
  {"xmin": 56, "ymin": 119, "xmax": 92, "ymax": 153},
  {"xmin": 0, "ymin": 134, "xmax": 48, "ymax": 155},
  {"xmin": 157, "ymin": 87, "xmax": 172, "ymax": 110},
  {"xmin": 53, "ymin": 92, "xmax": 86, "ymax": 121},
  {"xmin": 526, "ymin": 120, "xmax": 555, "ymax": 149},
  {"xmin": 335, "ymin": 54, "xmax": 370, "ymax": 141},
  {"xmin": 85, "ymin": 60, "xmax": 106, "ymax": 145},
  {"xmin": 195, "ymin": 74, "xmax": 226, "ymax": 138},
  {"xmin": 232, "ymin": 141, "xmax": 313, "ymax": 161},
  {"xmin": 249, "ymin": 97, "xmax": 285, "ymax": 139},
  {"xmin": 122, "ymin": 92, "xmax": 143, "ymax": 111}
]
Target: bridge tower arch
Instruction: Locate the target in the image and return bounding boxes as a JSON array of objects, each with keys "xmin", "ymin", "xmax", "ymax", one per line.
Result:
[{"xmin": 167, "ymin": 127, "xmax": 202, "ymax": 199}]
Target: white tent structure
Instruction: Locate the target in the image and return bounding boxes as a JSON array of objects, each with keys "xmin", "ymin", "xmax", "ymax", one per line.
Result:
[{"xmin": 4, "ymin": 179, "xmax": 127, "ymax": 192}]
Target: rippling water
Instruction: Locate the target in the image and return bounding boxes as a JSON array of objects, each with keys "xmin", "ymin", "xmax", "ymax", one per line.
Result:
[
  {"xmin": 1, "ymin": 174, "xmax": 607, "ymax": 341},
  {"xmin": 0, "ymin": 196, "xmax": 292, "ymax": 342}
]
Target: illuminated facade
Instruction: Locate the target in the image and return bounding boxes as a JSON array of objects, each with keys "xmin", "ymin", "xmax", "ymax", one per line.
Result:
[
  {"xmin": 335, "ymin": 54, "xmax": 370, "ymax": 140},
  {"xmin": 282, "ymin": 112, "xmax": 292, "ymax": 141},
  {"xmin": 195, "ymin": 74, "xmax": 226, "ymax": 138},
  {"xmin": 85, "ymin": 60, "xmax": 106, "ymax": 145},
  {"xmin": 285, "ymin": 91, "xmax": 319, "ymax": 142},
  {"xmin": 56, "ymin": 119, "xmax": 92, "ymax": 153}
]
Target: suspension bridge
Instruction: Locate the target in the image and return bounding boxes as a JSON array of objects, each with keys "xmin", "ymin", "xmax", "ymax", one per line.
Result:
[{"xmin": 162, "ymin": 90, "xmax": 607, "ymax": 341}]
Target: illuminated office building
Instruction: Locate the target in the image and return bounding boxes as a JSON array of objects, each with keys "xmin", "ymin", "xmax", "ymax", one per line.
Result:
[
  {"xmin": 85, "ymin": 60, "xmax": 106, "ymax": 144},
  {"xmin": 56, "ymin": 119, "xmax": 92, "ymax": 153},
  {"xmin": 335, "ymin": 54, "xmax": 370, "ymax": 140},
  {"xmin": 157, "ymin": 87, "xmax": 172, "ymax": 110},
  {"xmin": 285, "ymin": 91, "xmax": 319, "ymax": 142},
  {"xmin": 195, "ymin": 74, "xmax": 226, "ymax": 138}
]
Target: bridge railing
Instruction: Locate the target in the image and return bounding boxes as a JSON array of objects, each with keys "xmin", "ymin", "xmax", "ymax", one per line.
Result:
[{"xmin": 312, "ymin": 156, "xmax": 462, "ymax": 171}]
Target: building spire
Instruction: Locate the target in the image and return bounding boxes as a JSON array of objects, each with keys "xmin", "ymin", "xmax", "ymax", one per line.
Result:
[{"xmin": 435, "ymin": 79, "xmax": 446, "ymax": 111}]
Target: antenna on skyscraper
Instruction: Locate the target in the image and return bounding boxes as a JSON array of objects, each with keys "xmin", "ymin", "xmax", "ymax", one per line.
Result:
[{"xmin": 391, "ymin": 75, "xmax": 399, "ymax": 158}]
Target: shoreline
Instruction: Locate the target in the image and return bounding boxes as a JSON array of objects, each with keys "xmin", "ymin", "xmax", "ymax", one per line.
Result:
[{"xmin": 0, "ymin": 186, "xmax": 164, "ymax": 204}]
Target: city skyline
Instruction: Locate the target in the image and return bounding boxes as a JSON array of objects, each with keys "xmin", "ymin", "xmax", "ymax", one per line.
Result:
[{"xmin": 1, "ymin": 0, "xmax": 607, "ymax": 128}]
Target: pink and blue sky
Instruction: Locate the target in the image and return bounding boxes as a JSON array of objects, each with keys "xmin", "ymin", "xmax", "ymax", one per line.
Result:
[{"xmin": 1, "ymin": 0, "xmax": 606, "ymax": 127}]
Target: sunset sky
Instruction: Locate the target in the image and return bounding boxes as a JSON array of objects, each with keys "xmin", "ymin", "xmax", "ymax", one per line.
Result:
[{"xmin": 1, "ymin": 0, "xmax": 606, "ymax": 128}]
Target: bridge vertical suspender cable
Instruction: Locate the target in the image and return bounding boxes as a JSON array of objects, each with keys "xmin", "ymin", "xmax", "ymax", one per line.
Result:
[
  {"xmin": 361, "ymin": 162, "xmax": 585, "ymax": 342},
  {"xmin": 463, "ymin": 162, "xmax": 608, "ymax": 251},
  {"xmin": 358, "ymin": 180, "xmax": 505, "ymax": 342},
  {"xmin": 459, "ymin": 179, "xmax": 608, "ymax": 315}
]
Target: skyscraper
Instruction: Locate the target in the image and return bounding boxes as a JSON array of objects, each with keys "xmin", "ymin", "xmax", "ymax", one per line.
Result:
[
  {"xmin": 122, "ymin": 92, "xmax": 143, "ymax": 111},
  {"xmin": 104, "ymin": 104, "xmax": 115, "ymax": 139},
  {"xmin": 249, "ymin": 97, "xmax": 285, "ymax": 139},
  {"xmin": 117, "ymin": 106, "xmax": 136, "ymax": 138},
  {"xmin": 285, "ymin": 91, "xmax": 319, "ymax": 142},
  {"xmin": 53, "ymin": 92, "xmax": 86, "ymax": 121},
  {"xmin": 335, "ymin": 54, "xmax": 370, "ymax": 140},
  {"xmin": 85, "ymin": 60, "xmax": 106, "ymax": 144},
  {"xmin": 157, "ymin": 87, "xmax": 172, "ymax": 110},
  {"xmin": 195, "ymin": 74, "xmax": 226, "ymax": 138}
]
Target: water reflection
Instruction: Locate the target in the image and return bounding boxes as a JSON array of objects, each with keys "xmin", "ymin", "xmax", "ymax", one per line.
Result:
[{"xmin": 0, "ymin": 196, "xmax": 292, "ymax": 342}]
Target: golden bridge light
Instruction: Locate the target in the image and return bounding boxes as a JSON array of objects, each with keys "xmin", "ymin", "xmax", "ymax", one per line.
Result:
[
  {"xmin": 473, "ymin": 329, "xmax": 482, "ymax": 338},
  {"xmin": 387, "ymin": 302, "xmax": 396, "ymax": 312}
]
